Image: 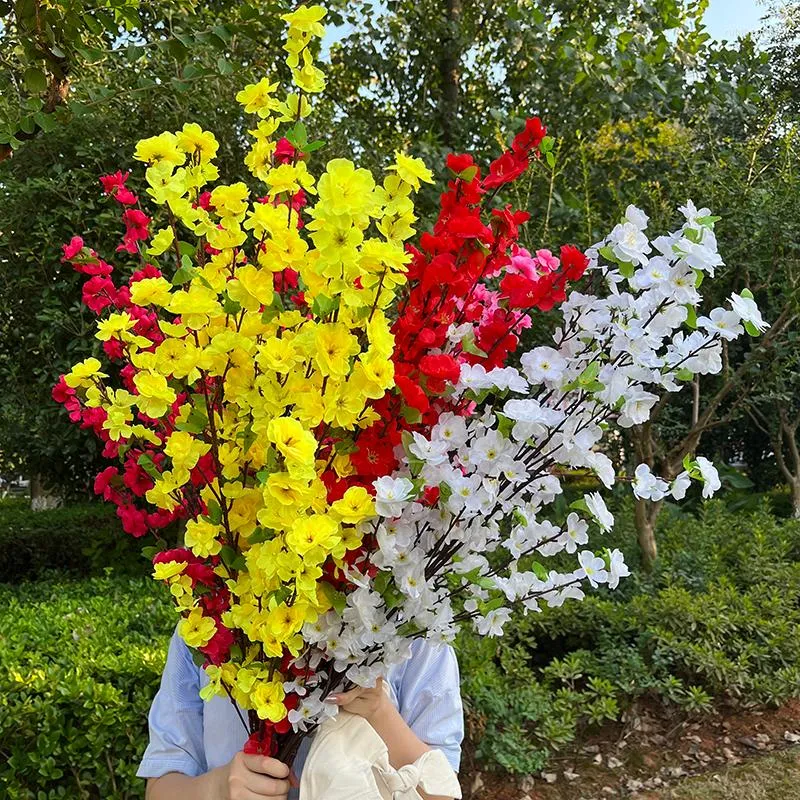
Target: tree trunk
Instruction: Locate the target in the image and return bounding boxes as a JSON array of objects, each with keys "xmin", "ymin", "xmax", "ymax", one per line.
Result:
[
  {"xmin": 30, "ymin": 472, "xmax": 62, "ymax": 511},
  {"xmin": 634, "ymin": 497, "xmax": 660, "ymax": 572},
  {"xmin": 437, "ymin": 0, "xmax": 462, "ymax": 148},
  {"xmin": 792, "ymin": 479, "xmax": 800, "ymax": 519}
]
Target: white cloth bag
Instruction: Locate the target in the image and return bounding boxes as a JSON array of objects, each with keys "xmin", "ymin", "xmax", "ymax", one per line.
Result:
[{"xmin": 298, "ymin": 701, "xmax": 462, "ymax": 800}]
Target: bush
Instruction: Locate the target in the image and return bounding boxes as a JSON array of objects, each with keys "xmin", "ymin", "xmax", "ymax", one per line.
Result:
[
  {"xmin": 0, "ymin": 500, "xmax": 152, "ymax": 583},
  {"xmin": 459, "ymin": 502, "xmax": 800, "ymax": 773},
  {"xmin": 0, "ymin": 574, "xmax": 174, "ymax": 799}
]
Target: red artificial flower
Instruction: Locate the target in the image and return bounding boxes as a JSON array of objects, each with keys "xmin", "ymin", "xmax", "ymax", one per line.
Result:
[
  {"xmin": 560, "ymin": 244, "xmax": 589, "ymax": 281},
  {"xmin": 350, "ymin": 432, "xmax": 398, "ymax": 478},
  {"xmin": 99, "ymin": 171, "xmax": 136, "ymax": 204},
  {"xmin": 446, "ymin": 153, "xmax": 476, "ymax": 175},
  {"xmin": 52, "ymin": 375, "xmax": 75, "ymax": 405},
  {"xmin": 274, "ymin": 137, "xmax": 298, "ymax": 164},
  {"xmin": 117, "ymin": 503, "xmax": 150, "ymax": 538},
  {"xmin": 395, "ymin": 375, "xmax": 431, "ymax": 414},
  {"xmin": 200, "ymin": 621, "xmax": 234, "ymax": 666},
  {"xmin": 61, "ymin": 236, "xmax": 84, "ymax": 261},
  {"xmin": 419, "ymin": 353, "xmax": 461, "ymax": 391},
  {"xmin": 483, "ymin": 151, "xmax": 529, "ymax": 190},
  {"xmin": 117, "ymin": 209, "xmax": 150, "ymax": 254},
  {"xmin": 82, "ymin": 275, "xmax": 118, "ymax": 314},
  {"xmin": 93, "ymin": 466, "xmax": 119, "ymax": 501},
  {"xmin": 512, "ymin": 117, "xmax": 547, "ymax": 155}
]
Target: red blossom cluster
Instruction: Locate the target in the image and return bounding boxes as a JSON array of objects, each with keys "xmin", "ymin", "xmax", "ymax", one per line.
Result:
[{"xmin": 342, "ymin": 118, "xmax": 588, "ymax": 495}]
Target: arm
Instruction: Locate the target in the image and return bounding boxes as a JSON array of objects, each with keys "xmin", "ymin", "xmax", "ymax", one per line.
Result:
[
  {"xmin": 146, "ymin": 754, "xmax": 293, "ymax": 800},
  {"xmin": 329, "ymin": 679, "xmax": 454, "ymax": 800}
]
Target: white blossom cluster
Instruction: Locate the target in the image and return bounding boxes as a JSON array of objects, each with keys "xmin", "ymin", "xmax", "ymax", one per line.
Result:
[{"xmin": 298, "ymin": 203, "xmax": 766, "ymax": 708}]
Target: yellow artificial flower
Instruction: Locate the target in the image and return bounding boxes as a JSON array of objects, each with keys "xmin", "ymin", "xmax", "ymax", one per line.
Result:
[
  {"xmin": 131, "ymin": 276, "xmax": 173, "ymax": 307},
  {"xmin": 176, "ymin": 122, "xmax": 219, "ymax": 163},
  {"xmin": 282, "ymin": 4, "xmax": 327, "ymax": 37},
  {"xmin": 267, "ymin": 417, "xmax": 317, "ymax": 475},
  {"xmin": 64, "ymin": 357, "xmax": 107, "ymax": 389},
  {"xmin": 133, "ymin": 371, "xmax": 177, "ymax": 418},
  {"xmin": 316, "ymin": 158, "xmax": 376, "ymax": 217},
  {"xmin": 313, "ymin": 323, "xmax": 360, "ymax": 377},
  {"xmin": 185, "ymin": 517, "xmax": 223, "ymax": 558},
  {"xmin": 179, "ymin": 608, "xmax": 217, "ymax": 648},
  {"xmin": 146, "ymin": 227, "xmax": 175, "ymax": 256},
  {"xmin": 95, "ymin": 312, "xmax": 135, "ymax": 342},
  {"xmin": 153, "ymin": 561, "xmax": 188, "ymax": 581},
  {"xmin": 236, "ymin": 78, "xmax": 280, "ymax": 117},
  {"xmin": 135, "ymin": 132, "xmax": 186, "ymax": 167},
  {"xmin": 330, "ymin": 486, "xmax": 375, "ymax": 524},
  {"xmin": 210, "ymin": 182, "xmax": 250, "ymax": 219},
  {"xmin": 227, "ymin": 265, "xmax": 275, "ymax": 311},
  {"xmin": 388, "ymin": 152, "xmax": 434, "ymax": 190},
  {"xmin": 251, "ymin": 678, "xmax": 286, "ymax": 722}
]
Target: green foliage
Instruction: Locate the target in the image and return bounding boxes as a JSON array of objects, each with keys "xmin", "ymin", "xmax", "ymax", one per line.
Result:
[
  {"xmin": 0, "ymin": 500, "xmax": 151, "ymax": 582},
  {"xmin": 459, "ymin": 503, "xmax": 800, "ymax": 774},
  {"xmin": 0, "ymin": 574, "xmax": 173, "ymax": 799}
]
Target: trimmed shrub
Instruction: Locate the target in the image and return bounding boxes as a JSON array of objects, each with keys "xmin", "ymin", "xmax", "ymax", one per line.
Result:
[
  {"xmin": 460, "ymin": 502, "xmax": 800, "ymax": 773},
  {"xmin": 0, "ymin": 575, "xmax": 174, "ymax": 799},
  {"xmin": 0, "ymin": 500, "xmax": 151, "ymax": 583}
]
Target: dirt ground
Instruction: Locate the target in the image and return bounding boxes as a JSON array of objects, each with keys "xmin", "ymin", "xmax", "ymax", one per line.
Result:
[{"xmin": 459, "ymin": 699, "xmax": 800, "ymax": 800}]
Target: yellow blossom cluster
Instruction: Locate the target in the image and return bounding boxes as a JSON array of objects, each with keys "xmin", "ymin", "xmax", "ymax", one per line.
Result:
[{"xmin": 62, "ymin": 4, "xmax": 433, "ymax": 725}]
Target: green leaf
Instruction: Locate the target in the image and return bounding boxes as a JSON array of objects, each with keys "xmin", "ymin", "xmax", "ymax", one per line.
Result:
[
  {"xmin": 311, "ymin": 293, "xmax": 338, "ymax": 318},
  {"xmin": 685, "ymin": 305, "xmax": 697, "ymax": 329},
  {"xmin": 206, "ymin": 500, "xmax": 223, "ymax": 525},
  {"xmin": 744, "ymin": 320, "xmax": 761, "ymax": 337},
  {"xmin": 174, "ymin": 406, "xmax": 209, "ymax": 434},
  {"xmin": 400, "ymin": 404, "xmax": 422, "ymax": 425},
  {"xmin": 223, "ymin": 294, "xmax": 242, "ymax": 315},
  {"xmin": 457, "ymin": 165, "xmax": 478, "ymax": 182},
  {"xmin": 172, "ymin": 264, "xmax": 197, "ymax": 285},
  {"xmin": 531, "ymin": 561, "xmax": 548, "ymax": 582},
  {"xmin": 320, "ymin": 581, "xmax": 347, "ymax": 614},
  {"xmin": 304, "ymin": 139, "xmax": 326, "ymax": 153},
  {"xmin": 539, "ymin": 135, "xmax": 555, "ymax": 153},
  {"xmin": 24, "ymin": 67, "xmax": 47, "ymax": 93},
  {"xmin": 137, "ymin": 453, "xmax": 161, "ymax": 481},
  {"xmin": 217, "ymin": 57, "xmax": 234, "ymax": 75}
]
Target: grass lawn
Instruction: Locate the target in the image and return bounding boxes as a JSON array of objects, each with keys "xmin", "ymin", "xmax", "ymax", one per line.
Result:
[{"xmin": 655, "ymin": 748, "xmax": 800, "ymax": 799}]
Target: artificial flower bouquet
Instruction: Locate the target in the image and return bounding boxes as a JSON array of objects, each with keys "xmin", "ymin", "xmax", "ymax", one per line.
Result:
[{"xmin": 54, "ymin": 2, "xmax": 767, "ymax": 764}]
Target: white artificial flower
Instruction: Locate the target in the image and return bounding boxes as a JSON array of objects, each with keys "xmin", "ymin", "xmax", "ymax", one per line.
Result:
[
  {"xmin": 520, "ymin": 346, "xmax": 567, "ymax": 384},
  {"xmin": 618, "ymin": 389, "xmax": 659, "ymax": 428},
  {"xmin": 697, "ymin": 307, "xmax": 744, "ymax": 341},
  {"xmin": 564, "ymin": 512, "xmax": 589, "ymax": 554},
  {"xmin": 475, "ymin": 607, "xmax": 512, "ymax": 637},
  {"xmin": 625, "ymin": 204, "xmax": 650, "ymax": 230},
  {"xmin": 578, "ymin": 550, "xmax": 609, "ymax": 588},
  {"xmin": 631, "ymin": 463, "xmax": 670, "ymax": 501},
  {"xmin": 609, "ymin": 221, "xmax": 651, "ymax": 266},
  {"xmin": 695, "ymin": 456, "xmax": 721, "ymax": 498},
  {"xmin": 729, "ymin": 293, "xmax": 768, "ymax": 333},
  {"xmin": 607, "ymin": 549, "xmax": 629, "ymax": 589},
  {"xmin": 585, "ymin": 492, "xmax": 614, "ymax": 532},
  {"xmin": 670, "ymin": 471, "xmax": 692, "ymax": 500},
  {"xmin": 373, "ymin": 476, "xmax": 414, "ymax": 517}
]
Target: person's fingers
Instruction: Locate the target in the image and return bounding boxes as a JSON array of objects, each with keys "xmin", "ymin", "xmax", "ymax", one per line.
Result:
[
  {"xmin": 240, "ymin": 754, "xmax": 291, "ymax": 779},
  {"xmin": 326, "ymin": 686, "xmax": 363, "ymax": 704},
  {"xmin": 231, "ymin": 788, "xmax": 288, "ymax": 800},
  {"xmin": 328, "ymin": 677, "xmax": 383, "ymax": 705},
  {"xmin": 243, "ymin": 771, "xmax": 291, "ymax": 796}
]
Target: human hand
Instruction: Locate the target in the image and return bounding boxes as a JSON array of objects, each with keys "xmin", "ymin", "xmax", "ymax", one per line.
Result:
[
  {"xmin": 222, "ymin": 752, "xmax": 294, "ymax": 799},
  {"xmin": 326, "ymin": 676, "xmax": 393, "ymax": 724}
]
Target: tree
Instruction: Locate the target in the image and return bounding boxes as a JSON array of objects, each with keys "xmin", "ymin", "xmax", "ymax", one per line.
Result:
[{"xmin": 0, "ymin": 0, "xmax": 318, "ymax": 502}]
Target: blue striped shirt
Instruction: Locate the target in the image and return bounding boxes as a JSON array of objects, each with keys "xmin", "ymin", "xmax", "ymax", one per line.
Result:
[{"xmin": 138, "ymin": 630, "xmax": 464, "ymax": 798}]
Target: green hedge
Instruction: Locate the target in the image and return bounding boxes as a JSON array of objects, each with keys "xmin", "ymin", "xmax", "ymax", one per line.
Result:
[
  {"xmin": 4, "ymin": 503, "xmax": 800, "ymax": 794},
  {"xmin": 459, "ymin": 502, "xmax": 800, "ymax": 773},
  {"xmin": 0, "ymin": 499, "xmax": 151, "ymax": 583},
  {"xmin": 0, "ymin": 575, "xmax": 174, "ymax": 799}
]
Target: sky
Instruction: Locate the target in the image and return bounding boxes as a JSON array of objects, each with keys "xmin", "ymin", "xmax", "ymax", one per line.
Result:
[{"xmin": 704, "ymin": 0, "xmax": 766, "ymax": 41}]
